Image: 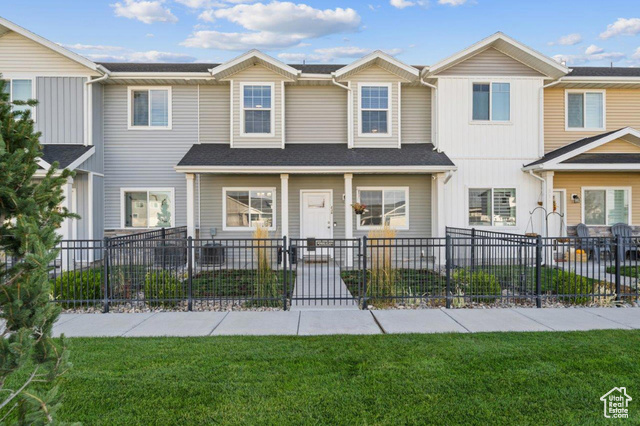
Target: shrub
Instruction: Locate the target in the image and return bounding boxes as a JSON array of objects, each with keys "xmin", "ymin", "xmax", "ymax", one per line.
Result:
[
  {"xmin": 452, "ymin": 269, "xmax": 502, "ymax": 303},
  {"xmin": 552, "ymin": 271, "xmax": 592, "ymax": 305},
  {"xmin": 144, "ymin": 270, "xmax": 185, "ymax": 307},
  {"xmin": 50, "ymin": 267, "xmax": 103, "ymax": 308}
]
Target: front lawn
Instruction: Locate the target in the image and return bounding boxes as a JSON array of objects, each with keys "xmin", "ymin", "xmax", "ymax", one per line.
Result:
[{"xmin": 28, "ymin": 330, "xmax": 640, "ymax": 424}]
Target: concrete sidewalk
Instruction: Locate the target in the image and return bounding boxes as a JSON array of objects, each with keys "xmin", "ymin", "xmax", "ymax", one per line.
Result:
[{"xmin": 52, "ymin": 307, "xmax": 640, "ymax": 337}]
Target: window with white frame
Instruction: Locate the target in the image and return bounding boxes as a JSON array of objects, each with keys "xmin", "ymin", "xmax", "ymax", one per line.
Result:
[
  {"xmin": 357, "ymin": 188, "xmax": 408, "ymax": 229},
  {"xmin": 129, "ymin": 87, "xmax": 171, "ymax": 129},
  {"xmin": 122, "ymin": 189, "xmax": 174, "ymax": 228},
  {"xmin": 224, "ymin": 188, "xmax": 275, "ymax": 230},
  {"xmin": 472, "ymin": 82, "xmax": 510, "ymax": 122},
  {"xmin": 583, "ymin": 188, "xmax": 629, "ymax": 225},
  {"xmin": 469, "ymin": 188, "xmax": 516, "ymax": 226},
  {"xmin": 566, "ymin": 90, "xmax": 604, "ymax": 130},
  {"xmin": 360, "ymin": 85, "xmax": 390, "ymax": 135},
  {"xmin": 242, "ymin": 84, "xmax": 273, "ymax": 135},
  {"xmin": 3, "ymin": 78, "xmax": 34, "ymax": 117}
]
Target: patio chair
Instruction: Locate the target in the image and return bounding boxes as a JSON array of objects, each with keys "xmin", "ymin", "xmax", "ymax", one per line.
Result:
[
  {"xmin": 611, "ymin": 223, "xmax": 639, "ymax": 260},
  {"xmin": 576, "ymin": 223, "xmax": 609, "ymax": 262}
]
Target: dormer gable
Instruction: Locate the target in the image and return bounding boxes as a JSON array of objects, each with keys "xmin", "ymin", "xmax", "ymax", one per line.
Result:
[{"xmin": 209, "ymin": 50, "xmax": 300, "ymax": 81}]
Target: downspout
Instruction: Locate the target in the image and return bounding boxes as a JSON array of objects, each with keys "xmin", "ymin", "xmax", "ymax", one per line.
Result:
[
  {"xmin": 420, "ymin": 78, "xmax": 439, "ymax": 152},
  {"xmin": 538, "ymin": 78, "xmax": 562, "ymax": 157},
  {"xmin": 332, "ymin": 76, "xmax": 353, "ymax": 148},
  {"xmin": 529, "ymin": 170, "xmax": 547, "ymax": 237}
]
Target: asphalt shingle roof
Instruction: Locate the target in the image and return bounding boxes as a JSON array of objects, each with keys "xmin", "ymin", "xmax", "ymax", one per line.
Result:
[
  {"xmin": 41, "ymin": 144, "xmax": 93, "ymax": 169},
  {"xmin": 561, "ymin": 153, "xmax": 640, "ymax": 164},
  {"xmin": 177, "ymin": 143, "xmax": 454, "ymax": 168},
  {"xmin": 567, "ymin": 67, "xmax": 640, "ymax": 78}
]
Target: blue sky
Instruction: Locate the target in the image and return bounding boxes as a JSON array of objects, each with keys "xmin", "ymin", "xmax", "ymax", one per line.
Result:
[{"xmin": 3, "ymin": 0, "xmax": 640, "ymax": 66}]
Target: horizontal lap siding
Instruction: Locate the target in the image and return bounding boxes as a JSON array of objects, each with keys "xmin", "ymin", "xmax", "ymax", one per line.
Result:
[
  {"xmin": 438, "ymin": 48, "xmax": 544, "ymax": 77},
  {"xmin": 587, "ymin": 139, "xmax": 640, "ymax": 153},
  {"xmin": 544, "ymin": 88, "xmax": 640, "ymax": 152},
  {"xmin": 401, "ymin": 86, "xmax": 431, "ymax": 143},
  {"xmin": 35, "ymin": 77, "xmax": 85, "ymax": 144},
  {"xmin": 103, "ymin": 85, "xmax": 198, "ymax": 229},
  {"xmin": 553, "ymin": 172, "xmax": 640, "ymax": 226},
  {"xmin": 285, "ymin": 86, "xmax": 347, "ymax": 144},
  {"xmin": 200, "ymin": 84, "xmax": 230, "ymax": 143}
]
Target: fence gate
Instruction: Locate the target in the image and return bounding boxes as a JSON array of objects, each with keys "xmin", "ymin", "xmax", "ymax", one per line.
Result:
[{"xmin": 288, "ymin": 238, "xmax": 362, "ymax": 308}]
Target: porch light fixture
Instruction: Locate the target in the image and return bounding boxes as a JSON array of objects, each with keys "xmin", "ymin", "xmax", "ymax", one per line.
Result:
[{"xmin": 572, "ymin": 194, "xmax": 580, "ymax": 204}]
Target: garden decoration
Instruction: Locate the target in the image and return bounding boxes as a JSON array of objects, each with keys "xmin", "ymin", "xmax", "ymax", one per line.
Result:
[{"xmin": 352, "ymin": 202, "xmax": 367, "ymax": 215}]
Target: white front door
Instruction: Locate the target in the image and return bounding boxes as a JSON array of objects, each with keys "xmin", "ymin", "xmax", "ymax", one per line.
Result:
[{"xmin": 301, "ymin": 190, "xmax": 333, "ymax": 256}]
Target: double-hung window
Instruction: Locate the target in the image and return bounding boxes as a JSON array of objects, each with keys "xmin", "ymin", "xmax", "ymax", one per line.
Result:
[
  {"xmin": 122, "ymin": 189, "xmax": 174, "ymax": 228},
  {"xmin": 360, "ymin": 84, "xmax": 390, "ymax": 135},
  {"xmin": 242, "ymin": 84, "xmax": 273, "ymax": 135},
  {"xmin": 128, "ymin": 87, "xmax": 171, "ymax": 129},
  {"xmin": 583, "ymin": 188, "xmax": 629, "ymax": 225},
  {"xmin": 469, "ymin": 188, "xmax": 516, "ymax": 227},
  {"xmin": 472, "ymin": 82, "xmax": 510, "ymax": 122},
  {"xmin": 224, "ymin": 188, "xmax": 276, "ymax": 230},
  {"xmin": 3, "ymin": 78, "xmax": 34, "ymax": 118},
  {"xmin": 357, "ymin": 187, "xmax": 408, "ymax": 229},
  {"xmin": 566, "ymin": 90, "xmax": 604, "ymax": 130}
]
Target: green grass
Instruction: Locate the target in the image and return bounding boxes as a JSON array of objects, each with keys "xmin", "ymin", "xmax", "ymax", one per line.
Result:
[
  {"xmin": 31, "ymin": 331, "xmax": 640, "ymax": 424},
  {"xmin": 191, "ymin": 269, "xmax": 296, "ymax": 298},
  {"xmin": 341, "ymin": 269, "xmax": 445, "ymax": 299},
  {"xmin": 606, "ymin": 265, "xmax": 640, "ymax": 278}
]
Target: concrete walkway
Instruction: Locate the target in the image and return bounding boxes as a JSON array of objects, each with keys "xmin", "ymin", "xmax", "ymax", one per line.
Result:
[
  {"xmin": 52, "ymin": 307, "xmax": 640, "ymax": 337},
  {"xmin": 290, "ymin": 263, "xmax": 359, "ymax": 310}
]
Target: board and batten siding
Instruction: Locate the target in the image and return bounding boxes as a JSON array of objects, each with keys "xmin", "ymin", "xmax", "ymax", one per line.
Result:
[
  {"xmin": 553, "ymin": 172, "xmax": 640, "ymax": 226},
  {"xmin": 199, "ymin": 84, "xmax": 230, "ymax": 143},
  {"xmin": 544, "ymin": 88, "xmax": 640, "ymax": 152},
  {"xmin": 438, "ymin": 48, "xmax": 544, "ymax": 77},
  {"xmin": 401, "ymin": 86, "xmax": 431, "ymax": 143},
  {"xmin": 0, "ymin": 31, "xmax": 99, "ymax": 76},
  {"xmin": 285, "ymin": 86, "xmax": 348, "ymax": 144},
  {"xmin": 103, "ymin": 85, "xmax": 198, "ymax": 229},
  {"xmin": 229, "ymin": 65, "xmax": 290, "ymax": 148},
  {"xmin": 34, "ymin": 77, "xmax": 85, "ymax": 144}
]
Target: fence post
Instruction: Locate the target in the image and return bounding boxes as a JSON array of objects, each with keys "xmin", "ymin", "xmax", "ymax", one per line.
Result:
[
  {"xmin": 362, "ymin": 236, "xmax": 368, "ymax": 310},
  {"xmin": 282, "ymin": 236, "xmax": 288, "ymax": 311},
  {"xmin": 470, "ymin": 228, "xmax": 476, "ymax": 272},
  {"xmin": 187, "ymin": 236, "xmax": 193, "ymax": 311},
  {"xmin": 445, "ymin": 235, "xmax": 451, "ymax": 309},
  {"xmin": 535, "ymin": 235, "xmax": 542, "ymax": 308},
  {"xmin": 103, "ymin": 237, "xmax": 110, "ymax": 313},
  {"xmin": 615, "ymin": 234, "xmax": 621, "ymax": 303}
]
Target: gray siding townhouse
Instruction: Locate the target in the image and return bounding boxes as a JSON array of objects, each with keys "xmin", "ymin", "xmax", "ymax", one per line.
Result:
[{"xmin": 3, "ymin": 16, "xmax": 640, "ymax": 248}]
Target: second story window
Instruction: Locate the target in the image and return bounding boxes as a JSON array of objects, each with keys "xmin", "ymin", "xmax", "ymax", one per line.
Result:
[
  {"xmin": 360, "ymin": 84, "xmax": 390, "ymax": 135},
  {"xmin": 566, "ymin": 90, "xmax": 604, "ymax": 130},
  {"xmin": 472, "ymin": 82, "xmax": 510, "ymax": 122},
  {"xmin": 128, "ymin": 87, "xmax": 171, "ymax": 130},
  {"xmin": 242, "ymin": 84, "xmax": 273, "ymax": 135},
  {"xmin": 3, "ymin": 79, "xmax": 34, "ymax": 119}
]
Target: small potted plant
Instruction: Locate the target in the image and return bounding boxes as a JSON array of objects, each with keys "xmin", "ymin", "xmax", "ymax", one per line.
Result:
[{"xmin": 351, "ymin": 202, "xmax": 367, "ymax": 215}]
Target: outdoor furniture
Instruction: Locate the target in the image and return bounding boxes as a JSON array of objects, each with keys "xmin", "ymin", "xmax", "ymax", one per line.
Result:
[
  {"xmin": 575, "ymin": 223, "xmax": 610, "ymax": 262},
  {"xmin": 611, "ymin": 223, "xmax": 639, "ymax": 260}
]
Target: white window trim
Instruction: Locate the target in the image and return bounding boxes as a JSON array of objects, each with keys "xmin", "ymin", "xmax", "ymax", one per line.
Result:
[
  {"xmin": 239, "ymin": 82, "xmax": 275, "ymax": 138},
  {"xmin": 4, "ymin": 77, "xmax": 36, "ymax": 122},
  {"xmin": 127, "ymin": 86, "xmax": 172, "ymax": 130},
  {"xmin": 565, "ymin": 89, "xmax": 606, "ymax": 132},
  {"xmin": 356, "ymin": 186, "xmax": 409, "ymax": 230},
  {"xmin": 222, "ymin": 187, "xmax": 277, "ymax": 231},
  {"xmin": 581, "ymin": 186, "xmax": 632, "ymax": 226},
  {"xmin": 358, "ymin": 82, "xmax": 393, "ymax": 137},
  {"xmin": 120, "ymin": 187, "xmax": 175, "ymax": 229},
  {"xmin": 467, "ymin": 187, "xmax": 517, "ymax": 227},
  {"xmin": 470, "ymin": 81, "xmax": 511, "ymax": 125}
]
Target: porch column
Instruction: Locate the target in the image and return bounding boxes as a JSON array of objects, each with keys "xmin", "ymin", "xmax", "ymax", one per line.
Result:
[
  {"xmin": 344, "ymin": 173, "xmax": 353, "ymax": 266},
  {"xmin": 431, "ymin": 173, "xmax": 446, "ymax": 238},
  {"xmin": 60, "ymin": 177, "xmax": 73, "ymax": 269},
  {"xmin": 186, "ymin": 173, "xmax": 196, "ymax": 238},
  {"xmin": 280, "ymin": 174, "xmax": 289, "ymax": 239},
  {"xmin": 542, "ymin": 171, "xmax": 554, "ymax": 237}
]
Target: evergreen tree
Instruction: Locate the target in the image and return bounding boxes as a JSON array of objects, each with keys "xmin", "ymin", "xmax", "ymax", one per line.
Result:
[{"xmin": 0, "ymin": 77, "xmax": 73, "ymax": 423}]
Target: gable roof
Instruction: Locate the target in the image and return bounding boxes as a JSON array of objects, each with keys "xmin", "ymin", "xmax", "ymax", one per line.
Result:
[
  {"xmin": 0, "ymin": 16, "xmax": 103, "ymax": 75},
  {"xmin": 567, "ymin": 67, "xmax": 640, "ymax": 78},
  {"xmin": 209, "ymin": 49, "xmax": 300, "ymax": 80},
  {"xmin": 332, "ymin": 50, "xmax": 419, "ymax": 81},
  {"xmin": 425, "ymin": 32, "xmax": 569, "ymax": 79},
  {"xmin": 38, "ymin": 144, "xmax": 95, "ymax": 171},
  {"xmin": 523, "ymin": 127, "xmax": 640, "ymax": 170}
]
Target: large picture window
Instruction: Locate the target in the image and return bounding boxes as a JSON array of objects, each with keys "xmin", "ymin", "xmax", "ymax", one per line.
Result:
[
  {"xmin": 122, "ymin": 189, "xmax": 174, "ymax": 228},
  {"xmin": 360, "ymin": 84, "xmax": 390, "ymax": 135},
  {"xmin": 357, "ymin": 187, "xmax": 408, "ymax": 230},
  {"xmin": 242, "ymin": 84, "xmax": 273, "ymax": 135},
  {"xmin": 469, "ymin": 188, "xmax": 516, "ymax": 227},
  {"xmin": 566, "ymin": 90, "xmax": 604, "ymax": 130},
  {"xmin": 472, "ymin": 82, "xmax": 510, "ymax": 122},
  {"xmin": 3, "ymin": 78, "xmax": 34, "ymax": 118},
  {"xmin": 128, "ymin": 87, "xmax": 171, "ymax": 129},
  {"xmin": 583, "ymin": 188, "xmax": 629, "ymax": 225},
  {"xmin": 224, "ymin": 188, "xmax": 276, "ymax": 230}
]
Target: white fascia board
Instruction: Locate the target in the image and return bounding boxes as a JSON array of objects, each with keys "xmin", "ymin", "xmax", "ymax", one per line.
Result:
[
  {"xmin": 0, "ymin": 17, "xmax": 101, "ymax": 74},
  {"xmin": 109, "ymin": 72, "xmax": 213, "ymax": 79},
  {"xmin": 174, "ymin": 165, "xmax": 457, "ymax": 174},
  {"xmin": 37, "ymin": 158, "xmax": 52, "ymax": 170},
  {"xmin": 333, "ymin": 50, "xmax": 419, "ymax": 79},
  {"xmin": 209, "ymin": 49, "xmax": 300, "ymax": 80},
  {"xmin": 66, "ymin": 146, "xmax": 96, "ymax": 171},
  {"xmin": 526, "ymin": 163, "xmax": 640, "ymax": 172}
]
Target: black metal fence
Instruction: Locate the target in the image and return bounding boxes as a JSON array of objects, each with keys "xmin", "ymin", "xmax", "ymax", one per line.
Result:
[{"xmin": 5, "ymin": 226, "xmax": 639, "ymax": 311}]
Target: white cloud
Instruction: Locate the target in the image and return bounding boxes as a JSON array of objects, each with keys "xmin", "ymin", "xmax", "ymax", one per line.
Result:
[
  {"xmin": 390, "ymin": 0, "xmax": 415, "ymax": 9},
  {"xmin": 600, "ymin": 18, "xmax": 640, "ymax": 39},
  {"xmin": 584, "ymin": 44, "xmax": 604, "ymax": 55},
  {"xmin": 146, "ymin": 33, "xmax": 155, "ymax": 37},
  {"xmin": 438, "ymin": 0, "xmax": 467, "ymax": 5},
  {"xmin": 189, "ymin": 1, "xmax": 361, "ymax": 50},
  {"xmin": 277, "ymin": 46, "xmax": 402, "ymax": 63},
  {"xmin": 86, "ymin": 50, "xmax": 197, "ymax": 62},
  {"xmin": 634, "ymin": 47, "xmax": 640, "ymax": 60},
  {"xmin": 59, "ymin": 43, "xmax": 124, "ymax": 51},
  {"xmin": 553, "ymin": 45, "xmax": 626, "ymax": 66},
  {"xmin": 112, "ymin": 0, "xmax": 178, "ymax": 24},
  {"xmin": 548, "ymin": 33, "xmax": 582, "ymax": 46},
  {"xmin": 175, "ymin": 0, "xmax": 255, "ymax": 7}
]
